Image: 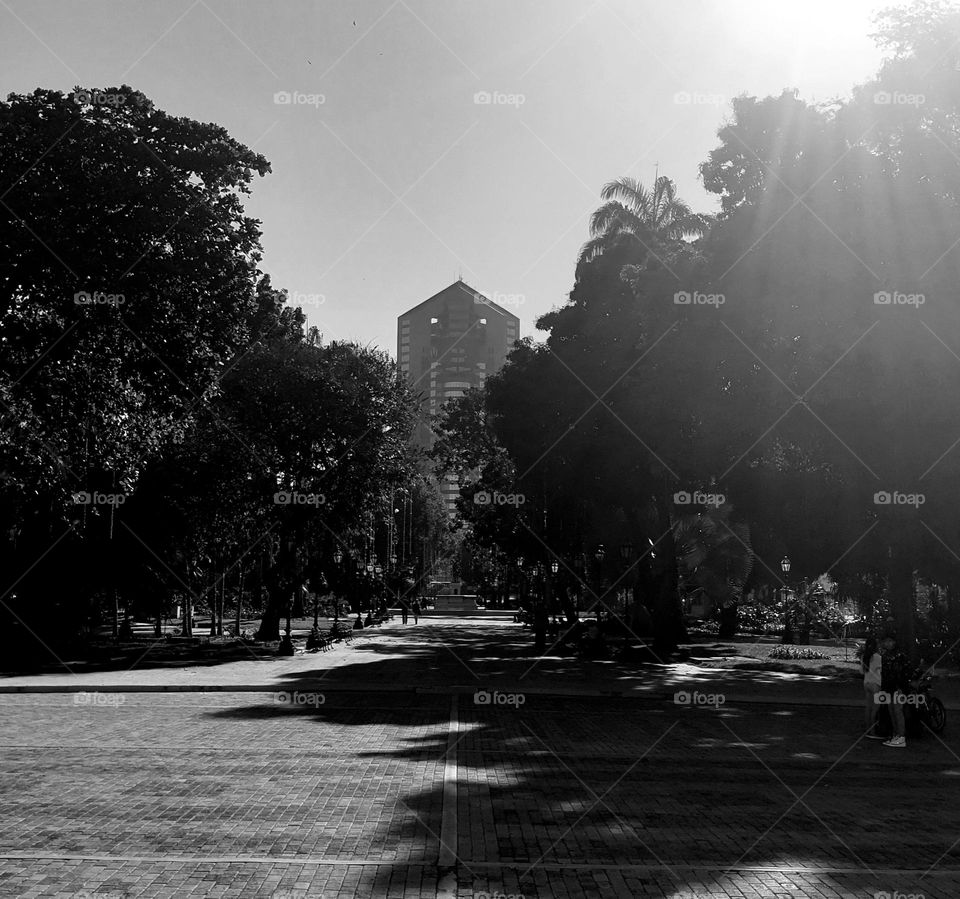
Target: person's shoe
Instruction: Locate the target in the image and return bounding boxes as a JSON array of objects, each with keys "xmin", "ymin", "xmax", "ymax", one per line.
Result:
[
  {"xmin": 865, "ymin": 731, "xmax": 885, "ymax": 740},
  {"xmin": 883, "ymin": 736, "xmax": 906, "ymax": 748}
]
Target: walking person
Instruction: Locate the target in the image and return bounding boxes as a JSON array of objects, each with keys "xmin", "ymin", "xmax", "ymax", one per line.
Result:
[
  {"xmin": 411, "ymin": 599, "xmax": 421, "ymax": 624},
  {"xmin": 401, "ymin": 601, "xmax": 408, "ymax": 625},
  {"xmin": 861, "ymin": 636, "xmax": 884, "ymax": 739},
  {"xmin": 880, "ymin": 633, "xmax": 909, "ymax": 748}
]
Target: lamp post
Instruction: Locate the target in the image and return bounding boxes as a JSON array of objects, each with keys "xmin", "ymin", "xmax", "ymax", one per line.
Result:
[
  {"xmin": 781, "ymin": 556, "xmax": 794, "ymax": 644},
  {"xmin": 593, "ymin": 544, "xmax": 606, "ymax": 618},
  {"xmin": 619, "ymin": 542, "xmax": 634, "ymax": 621},
  {"xmin": 332, "ymin": 549, "xmax": 343, "ymax": 626},
  {"xmin": 573, "ymin": 553, "xmax": 585, "ymax": 617}
]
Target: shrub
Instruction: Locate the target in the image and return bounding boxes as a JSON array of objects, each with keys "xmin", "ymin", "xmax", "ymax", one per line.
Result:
[{"xmin": 767, "ymin": 645, "xmax": 828, "ymax": 660}]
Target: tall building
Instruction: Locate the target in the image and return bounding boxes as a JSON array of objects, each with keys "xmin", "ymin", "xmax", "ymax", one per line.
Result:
[{"xmin": 397, "ymin": 279, "xmax": 520, "ymax": 512}]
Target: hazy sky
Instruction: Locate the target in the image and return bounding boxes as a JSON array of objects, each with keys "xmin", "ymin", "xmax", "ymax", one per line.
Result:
[{"xmin": 1, "ymin": 1, "xmax": 891, "ymax": 352}]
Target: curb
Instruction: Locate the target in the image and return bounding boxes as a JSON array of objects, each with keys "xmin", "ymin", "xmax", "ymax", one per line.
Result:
[{"xmin": 1, "ymin": 682, "xmax": 952, "ymax": 710}]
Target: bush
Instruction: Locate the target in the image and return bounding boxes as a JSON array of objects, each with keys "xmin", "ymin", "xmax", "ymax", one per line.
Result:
[{"xmin": 767, "ymin": 645, "xmax": 828, "ymax": 660}]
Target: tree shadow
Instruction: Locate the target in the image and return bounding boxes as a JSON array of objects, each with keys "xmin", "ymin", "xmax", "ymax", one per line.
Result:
[{"xmin": 198, "ymin": 645, "xmax": 960, "ymax": 898}]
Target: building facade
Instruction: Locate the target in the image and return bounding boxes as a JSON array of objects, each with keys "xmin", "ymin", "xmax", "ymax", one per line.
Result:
[{"xmin": 397, "ymin": 279, "xmax": 520, "ymax": 512}]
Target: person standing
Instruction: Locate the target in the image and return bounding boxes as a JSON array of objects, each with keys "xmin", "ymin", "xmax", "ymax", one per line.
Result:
[
  {"xmin": 861, "ymin": 636, "xmax": 883, "ymax": 739},
  {"xmin": 880, "ymin": 634, "xmax": 908, "ymax": 748},
  {"xmin": 401, "ymin": 601, "xmax": 408, "ymax": 625},
  {"xmin": 411, "ymin": 599, "xmax": 421, "ymax": 624}
]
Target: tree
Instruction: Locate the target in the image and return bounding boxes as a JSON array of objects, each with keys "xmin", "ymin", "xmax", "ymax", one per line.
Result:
[
  {"xmin": 578, "ymin": 175, "xmax": 710, "ymax": 264},
  {"xmin": 0, "ymin": 85, "xmax": 270, "ymax": 643}
]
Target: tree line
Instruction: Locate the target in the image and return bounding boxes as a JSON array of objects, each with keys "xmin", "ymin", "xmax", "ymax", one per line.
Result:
[
  {"xmin": 435, "ymin": 2, "xmax": 960, "ymax": 660},
  {"xmin": 0, "ymin": 85, "xmax": 448, "ymax": 658}
]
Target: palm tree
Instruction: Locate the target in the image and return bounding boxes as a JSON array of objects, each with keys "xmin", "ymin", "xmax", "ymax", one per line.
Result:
[{"xmin": 579, "ymin": 175, "xmax": 711, "ymax": 265}]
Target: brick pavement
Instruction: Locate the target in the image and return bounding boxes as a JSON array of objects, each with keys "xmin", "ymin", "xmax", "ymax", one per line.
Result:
[{"xmin": 3, "ymin": 621, "xmax": 960, "ymax": 897}]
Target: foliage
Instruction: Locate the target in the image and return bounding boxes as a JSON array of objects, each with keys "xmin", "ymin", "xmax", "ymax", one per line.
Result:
[{"xmin": 767, "ymin": 646, "xmax": 828, "ymax": 660}]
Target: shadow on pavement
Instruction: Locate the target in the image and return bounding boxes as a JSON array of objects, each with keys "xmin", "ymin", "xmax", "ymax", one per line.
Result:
[{"xmin": 201, "ymin": 625, "xmax": 960, "ymax": 899}]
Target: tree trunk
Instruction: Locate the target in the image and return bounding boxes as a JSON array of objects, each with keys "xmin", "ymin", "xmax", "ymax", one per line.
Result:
[
  {"xmin": 235, "ymin": 569, "xmax": 244, "ymax": 636},
  {"xmin": 183, "ymin": 590, "xmax": 192, "ymax": 638},
  {"xmin": 888, "ymin": 536, "xmax": 916, "ymax": 660},
  {"xmin": 256, "ymin": 587, "xmax": 284, "ymax": 641},
  {"xmin": 651, "ymin": 485, "xmax": 687, "ymax": 653}
]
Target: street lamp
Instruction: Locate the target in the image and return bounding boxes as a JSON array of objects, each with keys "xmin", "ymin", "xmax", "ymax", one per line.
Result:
[
  {"xmin": 592, "ymin": 545, "xmax": 606, "ymax": 617},
  {"xmin": 619, "ymin": 542, "xmax": 635, "ymax": 619},
  {"xmin": 781, "ymin": 556, "xmax": 794, "ymax": 643},
  {"xmin": 550, "ymin": 560, "xmax": 559, "ymax": 575}
]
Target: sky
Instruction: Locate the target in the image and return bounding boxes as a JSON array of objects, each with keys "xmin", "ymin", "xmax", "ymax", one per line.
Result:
[{"xmin": 0, "ymin": 0, "xmax": 892, "ymax": 353}]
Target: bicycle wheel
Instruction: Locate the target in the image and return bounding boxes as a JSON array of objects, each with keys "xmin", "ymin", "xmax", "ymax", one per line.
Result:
[{"xmin": 928, "ymin": 697, "xmax": 946, "ymax": 734}]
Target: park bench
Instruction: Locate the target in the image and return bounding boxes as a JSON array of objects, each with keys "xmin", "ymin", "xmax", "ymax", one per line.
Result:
[
  {"xmin": 306, "ymin": 628, "xmax": 332, "ymax": 652},
  {"xmin": 329, "ymin": 620, "xmax": 354, "ymax": 644}
]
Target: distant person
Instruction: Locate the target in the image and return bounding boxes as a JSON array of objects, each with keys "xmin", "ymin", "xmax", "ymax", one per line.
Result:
[
  {"xmin": 411, "ymin": 599, "xmax": 421, "ymax": 624},
  {"xmin": 880, "ymin": 634, "xmax": 908, "ymax": 748},
  {"xmin": 353, "ymin": 613, "xmax": 364, "ymax": 630},
  {"xmin": 861, "ymin": 636, "xmax": 883, "ymax": 739},
  {"xmin": 401, "ymin": 602, "xmax": 408, "ymax": 625}
]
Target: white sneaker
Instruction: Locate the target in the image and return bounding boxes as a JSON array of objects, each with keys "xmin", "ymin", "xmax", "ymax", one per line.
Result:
[{"xmin": 883, "ymin": 736, "xmax": 906, "ymax": 748}]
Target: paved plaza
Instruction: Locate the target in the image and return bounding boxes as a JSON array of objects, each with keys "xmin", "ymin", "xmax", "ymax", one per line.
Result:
[{"xmin": 2, "ymin": 620, "xmax": 960, "ymax": 897}]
